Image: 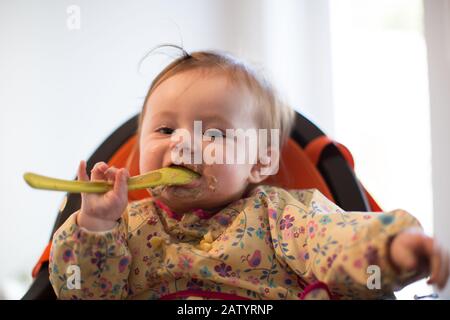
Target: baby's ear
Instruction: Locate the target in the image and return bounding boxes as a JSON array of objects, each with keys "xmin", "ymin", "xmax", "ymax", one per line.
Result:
[{"xmin": 248, "ymin": 146, "xmax": 280, "ymax": 184}]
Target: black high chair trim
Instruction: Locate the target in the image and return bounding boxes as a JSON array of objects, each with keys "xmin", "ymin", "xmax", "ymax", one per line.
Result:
[
  {"xmin": 22, "ymin": 116, "xmax": 139, "ymax": 300},
  {"xmin": 292, "ymin": 114, "xmax": 369, "ymax": 211},
  {"xmin": 22, "ymin": 112, "xmax": 370, "ymax": 299}
]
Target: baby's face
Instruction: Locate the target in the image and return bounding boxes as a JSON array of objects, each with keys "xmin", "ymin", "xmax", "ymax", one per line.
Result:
[{"xmin": 139, "ymin": 69, "xmax": 266, "ymax": 213}]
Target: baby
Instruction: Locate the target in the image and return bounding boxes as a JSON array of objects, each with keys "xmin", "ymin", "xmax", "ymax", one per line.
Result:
[{"xmin": 49, "ymin": 48, "xmax": 449, "ymax": 300}]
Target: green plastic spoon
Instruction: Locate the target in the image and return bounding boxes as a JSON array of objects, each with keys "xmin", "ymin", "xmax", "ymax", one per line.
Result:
[{"xmin": 23, "ymin": 166, "xmax": 200, "ymax": 193}]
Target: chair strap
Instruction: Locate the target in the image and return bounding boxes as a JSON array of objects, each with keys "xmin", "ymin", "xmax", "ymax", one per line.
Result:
[
  {"xmin": 304, "ymin": 135, "xmax": 382, "ymax": 212},
  {"xmin": 32, "ymin": 241, "xmax": 51, "ymax": 278}
]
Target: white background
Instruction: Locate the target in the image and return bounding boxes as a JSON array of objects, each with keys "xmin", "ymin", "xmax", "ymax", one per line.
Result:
[{"xmin": 0, "ymin": 0, "xmax": 447, "ymax": 299}]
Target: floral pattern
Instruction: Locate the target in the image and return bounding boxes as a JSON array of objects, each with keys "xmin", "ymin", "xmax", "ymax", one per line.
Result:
[{"xmin": 49, "ymin": 185, "xmax": 421, "ymax": 300}]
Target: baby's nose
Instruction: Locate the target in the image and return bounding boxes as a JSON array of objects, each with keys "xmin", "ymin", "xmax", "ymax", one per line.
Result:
[
  {"xmin": 170, "ymin": 132, "xmax": 202, "ymax": 162},
  {"xmin": 169, "ymin": 134, "xmax": 183, "ymax": 149}
]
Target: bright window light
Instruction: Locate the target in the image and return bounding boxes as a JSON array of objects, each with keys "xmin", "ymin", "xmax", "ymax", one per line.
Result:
[{"xmin": 329, "ymin": 0, "xmax": 434, "ymax": 299}]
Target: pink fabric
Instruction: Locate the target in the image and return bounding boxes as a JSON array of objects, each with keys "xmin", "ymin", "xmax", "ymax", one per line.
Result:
[
  {"xmin": 159, "ymin": 289, "xmax": 251, "ymax": 300},
  {"xmin": 154, "ymin": 200, "xmax": 216, "ymax": 221},
  {"xmin": 298, "ymin": 281, "xmax": 335, "ymax": 300}
]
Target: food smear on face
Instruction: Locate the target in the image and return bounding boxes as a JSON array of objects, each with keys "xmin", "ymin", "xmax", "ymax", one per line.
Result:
[
  {"xmin": 170, "ymin": 185, "xmax": 203, "ymax": 199},
  {"xmin": 147, "ymin": 166, "xmax": 217, "ymax": 200},
  {"xmin": 149, "ymin": 185, "xmax": 167, "ymax": 197},
  {"xmin": 205, "ymin": 174, "xmax": 218, "ymax": 191}
]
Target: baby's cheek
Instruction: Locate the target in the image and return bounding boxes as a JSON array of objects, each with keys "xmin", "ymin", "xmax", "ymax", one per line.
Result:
[
  {"xmin": 139, "ymin": 143, "xmax": 165, "ymax": 174},
  {"xmin": 210, "ymin": 164, "xmax": 250, "ymax": 192}
]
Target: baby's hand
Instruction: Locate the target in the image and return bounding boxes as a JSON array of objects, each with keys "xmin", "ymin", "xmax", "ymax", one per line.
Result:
[
  {"xmin": 389, "ymin": 228, "xmax": 449, "ymax": 290},
  {"xmin": 76, "ymin": 160, "xmax": 130, "ymax": 231}
]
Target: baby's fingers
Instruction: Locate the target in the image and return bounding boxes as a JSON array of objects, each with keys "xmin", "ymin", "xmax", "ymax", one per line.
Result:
[
  {"xmin": 104, "ymin": 166, "xmax": 118, "ymax": 182},
  {"xmin": 113, "ymin": 168, "xmax": 129, "ymax": 197},
  {"xmin": 91, "ymin": 162, "xmax": 109, "ymax": 181},
  {"xmin": 438, "ymin": 251, "xmax": 450, "ymax": 289},
  {"xmin": 432, "ymin": 248, "xmax": 449, "ymax": 290},
  {"xmin": 77, "ymin": 160, "xmax": 89, "ymax": 182},
  {"xmin": 427, "ymin": 243, "xmax": 440, "ymax": 285},
  {"xmin": 427, "ymin": 244, "xmax": 449, "ymax": 289}
]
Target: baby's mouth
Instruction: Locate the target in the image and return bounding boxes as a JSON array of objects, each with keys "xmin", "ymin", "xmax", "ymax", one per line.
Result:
[
  {"xmin": 168, "ymin": 164, "xmax": 203, "ymax": 189},
  {"xmin": 149, "ymin": 164, "xmax": 202, "ymax": 198},
  {"xmin": 166, "ymin": 163, "xmax": 218, "ymax": 198},
  {"xmin": 170, "ymin": 163, "xmax": 203, "ymax": 176}
]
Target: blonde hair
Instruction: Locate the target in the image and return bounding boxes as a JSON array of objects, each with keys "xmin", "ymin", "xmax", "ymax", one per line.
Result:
[{"xmin": 137, "ymin": 45, "xmax": 295, "ymax": 147}]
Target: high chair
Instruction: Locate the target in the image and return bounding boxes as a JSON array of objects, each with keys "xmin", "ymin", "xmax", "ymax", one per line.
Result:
[{"xmin": 22, "ymin": 111, "xmax": 381, "ymax": 299}]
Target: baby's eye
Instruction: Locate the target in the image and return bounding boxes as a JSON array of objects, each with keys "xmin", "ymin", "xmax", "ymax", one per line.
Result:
[
  {"xmin": 204, "ymin": 128, "xmax": 225, "ymax": 139},
  {"xmin": 156, "ymin": 127, "xmax": 174, "ymax": 135}
]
